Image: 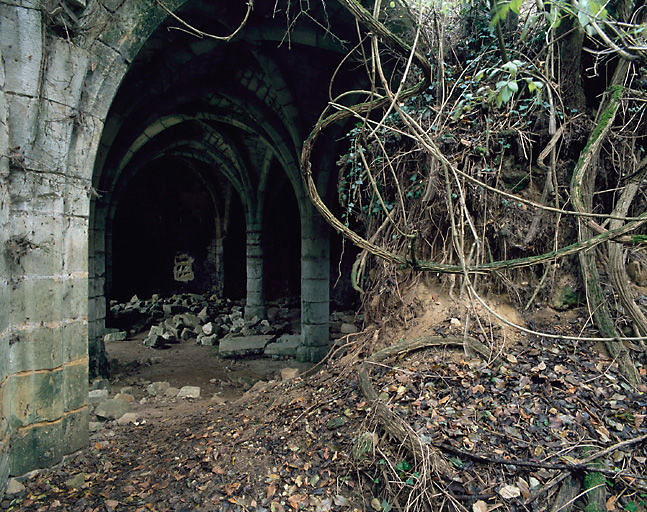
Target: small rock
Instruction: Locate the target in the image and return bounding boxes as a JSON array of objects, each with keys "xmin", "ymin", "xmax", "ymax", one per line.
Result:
[
  {"xmin": 103, "ymin": 331, "xmax": 127, "ymax": 342},
  {"xmin": 198, "ymin": 306, "xmax": 209, "ymax": 323},
  {"xmin": 177, "ymin": 386, "xmax": 201, "ymax": 399},
  {"xmin": 88, "ymin": 389, "xmax": 109, "ymax": 403},
  {"xmin": 280, "ymin": 368, "xmax": 300, "ymax": 381},
  {"xmin": 202, "ymin": 322, "xmax": 214, "ymax": 335},
  {"xmin": 117, "ymin": 412, "xmax": 140, "ymax": 425},
  {"xmin": 146, "ymin": 381, "xmax": 170, "ymax": 396},
  {"xmin": 143, "ymin": 334, "xmax": 165, "ymax": 348},
  {"xmin": 212, "ymin": 394, "xmax": 226, "ymax": 405},
  {"xmin": 95, "ymin": 399, "xmax": 130, "ymax": 420},
  {"xmin": 120, "ymin": 386, "xmax": 134, "ymax": 394},
  {"xmin": 89, "ymin": 421, "xmax": 104, "ymax": 432},
  {"xmin": 200, "ymin": 334, "xmax": 219, "ymax": 346},
  {"xmin": 165, "ymin": 387, "xmax": 179, "ymax": 398},
  {"xmin": 91, "ymin": 378, "xmax": 111, "ymax": 392},
  {"xmin": 219, "ymin": 335, "xmax": 275, "ymax": 358},
  {"xmin": 340, "ymin": 323, "xmax": 358, "ymax": 334},
  {"xmin": 6, "ymin": 478, "xmax": 25, "ymax": 495},
  {"xmin": 450, "ymin": 317, "xmax": 462, "ymax": 327},
  {"xmin": 114, "ymin": 393, "xmax": 134, "ymax": 403},
  {"xmin": 180, "ymin": 327, "xmax": 194, "ymax": 341},
  {"xmin": 64, "ymin": 473, "xmax": 85, "ymax": 490}
]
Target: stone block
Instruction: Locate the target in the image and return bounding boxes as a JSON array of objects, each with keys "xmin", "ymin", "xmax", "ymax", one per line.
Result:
[
  {"xmin": 63, "ymin": 363, "xmax": 87, "ymax": 411},
  {"xmin": 62, "ymin": 219, "xmax": 89, "ymax": 274},
  {"xmin": 61, "ymin": 277, "xmax": 87, "ymax": 320},
  {"xmin": 0, "ymin": 5, "xmax": 42, "ymax": 97},
  {"xmin": 103, "ymin": 331, "xmax": 126, "ymax": 342},
  {"xmin": 301, "ymin": 301, "xmax": 329, "ymax": 324},
  {"xmin": 95, "ymin": 398, "xmax": 129, "ymax": 420},
  {"xmin": 63, "ymin": 320, "xmax": 88, "ymax": 363},
  {"xmin": 62, "ymin": 407, "xmax": 88, "ymax": 454},
  {"xmin": 219, "ymin": 335, "xmax": 275, "ymax": 358},
  {"xmin": 177, "ymin": 386, "xmax": 200, "ymax": 399},
  {"xmin": 42, "ymin": 37, "xmax": 88, "ymax": 107},
  {"xmin": 4, "ymin": 370, "xmax": 63, "ymax": 428},
  {"xmin": 264, "ymin": 334, "xmax": 300, "ymax": 358},
  {"xmin": 9, "ymin": 277, "xmax": 62, "ymax": 325},
  {"xmin": 296, "ymin": 345, "xmax": 329, "ymax": 363},
  {"xmin": 301, "ymin": 324, "xmax": 329, "ymax": 347},
  {"xmin": 300, "ymin": 278, "xmax": 329, "ymax": 302},
  {"xmin": 8, "ymin": 325, "xmax": 63, "ymax": 373},
  {"xmin": 10, "ymin": 420, "xmax": 63, "ymax": 476},
  {"xmin": 88, "ymin": 389, "xmax": 108, "ymax": 404}
]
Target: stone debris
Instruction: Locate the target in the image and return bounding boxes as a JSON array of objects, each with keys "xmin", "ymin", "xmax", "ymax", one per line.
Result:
[
  {"xmin": 89, "ymin": 421, "xmax": 104, "ymax": 432},
  {"xmin": 103, "ymin": 330, "xmax": 127, "ymax": 342},
  {"xmin": 177, "ymin": 386, "xmax": 201, "ymax": 399},
  {"xmin": 117, "ymin": 412, "xmax": 140, "ymax": 425},
  {"xmin": 280, "ymin": 367, "xmax": 300, "ymax": 381},
  {"xmin": 146, "ymin": 381, "xmax": 170, "ymax": 396},
  {"xmin": 64, "ymin": 473, "xmax": 85, "ymax": 490},
  {"xmin": 88, "ymin": 389, "xmax": 109, "ymax": 403},
  {"xmin": 264, "ymin": 334, "xmax": 300, "ymax": 358},
  {"xmin": 165, "ymin": 387, "xmax": 179, "ymax": 398},
  {"xmin": 109, "ymin": 292, "xmax": 362, "ymax": 361},
  {"xmin": 219, "ymin": 335, "xmax": 275, "ymax": 358},
  {"xmin": 6, "ymin": 478, "xmax": 25, "ymax": 495},
  {"xmin": 114, "ymin": 392, "xmax": 134, "ymax": 403},
  {"xmin": 95, "ymin": 398, "xmax": 130, "ymax": 420}
]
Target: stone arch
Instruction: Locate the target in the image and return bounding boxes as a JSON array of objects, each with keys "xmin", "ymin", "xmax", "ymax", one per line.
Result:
[{"xmin": 0, "ymin": 0, "xmax": 361, "ymax": 485}]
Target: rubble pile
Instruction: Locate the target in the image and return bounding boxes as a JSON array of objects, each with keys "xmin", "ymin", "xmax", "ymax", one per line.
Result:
[{"xmin": 107, "ymin": 293, "xmax": 362, "ymax": 357}]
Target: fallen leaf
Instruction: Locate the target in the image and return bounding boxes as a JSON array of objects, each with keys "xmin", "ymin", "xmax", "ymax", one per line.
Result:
[
  {"xmin": 499, "ymin": 485, "xmax": 521, "ymax": 499},
  {"xmin": 473, "ymin": 500, "xmax": 488, "ymax": 512}
]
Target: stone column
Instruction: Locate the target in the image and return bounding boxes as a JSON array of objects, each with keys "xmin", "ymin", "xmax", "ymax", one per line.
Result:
[
  {"xmin": 297, "ymin": 207, "xmax": 330, "ymax": 362},
  {"xmin": 244, "ymin": 222, "xmax": 265, "ymax": 319},
  {"xmin": 0, "ymin": 7, "xmax": 89, "ymax": 483}
]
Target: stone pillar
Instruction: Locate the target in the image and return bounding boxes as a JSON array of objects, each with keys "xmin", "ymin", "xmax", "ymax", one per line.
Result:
[
  {"xmin": 244, "ymin": 222, "xmax": 265, "ymax": 319},
  {"xmin": 206, "ymin": 236, "xmax": 225, "ymax": 297},
  {"xmin": 0, "ymin": 6, "xmax": 89, "ymax": 483},
  {"xmin": 297, "ymin": 207, "xmax": 330, "ymax": 362}
]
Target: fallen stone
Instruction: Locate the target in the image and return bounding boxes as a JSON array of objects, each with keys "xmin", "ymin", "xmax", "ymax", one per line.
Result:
[
  {"xmin": 89, "ymin": 421, "xmax": 104, "ymax": 432},
  {"xmin": 6, "ymin": 478, "xmax": 25, "ymax": 495},
  {"xmin": 65, "ymin": 473, "xmax": 85, "ymax": 490},
  {"xmin": 96, "ymin": 398, "xmax": 130, "ymax": 420},
  {"xmin": 117, "ymin": 412, "xmax": 140, "ymax": 425},
  {"xmin": 177, "ymin": 386, "xmax": 201, "ymax": 399},
  {"xmin": 143, "ymin": 334, "xmax": 165, "ymax": 348},
  {"xmin": 198, "ymin": 306, "xmax": 209, "ymax": 323},
  {"xmin": 103, "ymin": 331, "xmax": 127, "ymax": 342},
  {"xmin": 211, "ymin": 394, "xmax": 226, "ymax": 405},
  {"xmin": 91, "ymin": 378, "xmax": 111, "ymax": 392},
  {"xmin": 182, "ymin": 313, "xmax": 200, "ymax": 329},
  {"xmin": 165, "ymin": 387, "xmax": 179, "ymax": 398},
  {"xmin": 200, "ymin": 334, "xmax": 218, "ymax": 346},
  {"xmin": 120, "ymin": 386, "xmax": 134, "ymax": 394},
  {"xmin": 264, "ymin": 334, "xmax": 300, "ymax": 357},
  {"xmin": 180, "ymin": 327, "xmax": 194, "ymax": 341},
  {"xmin": 88, "ymin": 389, "xmax": 109, "ymax": 403},
  {"xmin": 149, "ymin": 325, "xmax": 164, "ymax": 337},
  {"xmin": 114, "ymin": 393, "xmax": 134, "ymax": 403},
  {"xmin": 202, "ymin": 322, "xmax": 214, "ymax": 335},
  {"xmin": 146, "ymin": 381, "xmax": 170, "ymax": 396},
  {"xmin": 280, "ymin": 367, "xmax": 300, "ymax": 381},
  {"xmin": 219, "ymin": 335, "xmax": 275, "ymax": 358},
  {"xmin": 450, "ymin": 317, "xmax": 461, "ymax": 327},
  {"xmin": 340, "ymin": 323, "xmax": 358, "ymax": 334}
]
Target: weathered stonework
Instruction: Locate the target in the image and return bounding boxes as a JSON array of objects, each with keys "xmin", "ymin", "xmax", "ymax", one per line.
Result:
[{"xmin": 0, "ymin": 0, "xmax": 360, "ymax": 494}]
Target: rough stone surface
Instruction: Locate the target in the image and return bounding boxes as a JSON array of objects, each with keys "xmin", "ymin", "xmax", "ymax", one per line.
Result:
[
  {"xmin": 117, "ymin": 412, "xmax": 140, "ymax": 425},
  {"xmin": 219, "ymin": 335, "xmax": 275, "ymax": 358},
  {"xmin": 264, "ymin": 334, "xmax": 300, "ymax": 357},
  {"xmin": 6, "ymin": 478, "xmax": 25, "ymax": 495},
  {"xmin": 340, "ymin": 323, "xmax": 358, "ymax": 334},
  {"xmin": 164, "ymin": 387, "xmax": 179, "ymax": 398},
  {"xmin": 103, "ymin": 331, "xmax": 126, "ymax": 342},
  {"xmin": 280, "ymin": 368, "xmax": 300, "ymax": 381},
  {"xmin": 88, "ymin": 389, "xmax": 109, "ymax": 403},
  {"xmin": 114, "ymin": 393, "xmax": 134, "ymax": 403},
  {"xmin": 177, "ymin": 386, "xmax": 200, "ymax": 399},
  {"xmin": 95, "ymin": 399, "xmax": 130, "ymax": 420},
  {"xmin": 146, "ymin": 381, "xmax": 170, "ymax": 396}
]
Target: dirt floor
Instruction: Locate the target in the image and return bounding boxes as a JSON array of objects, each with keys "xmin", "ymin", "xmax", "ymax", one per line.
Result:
[{"xmin": 3, "ymin": 288, "xmax": 646, "ymax": 512}]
